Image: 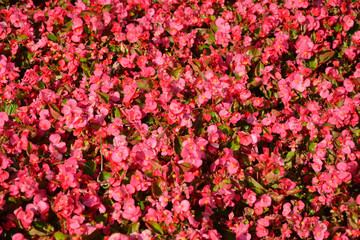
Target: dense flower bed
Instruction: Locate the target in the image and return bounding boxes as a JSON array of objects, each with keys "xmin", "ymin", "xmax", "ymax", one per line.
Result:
[{"xmin": 1, "ymin": 0, "xmax": 360, "ymax": 239}]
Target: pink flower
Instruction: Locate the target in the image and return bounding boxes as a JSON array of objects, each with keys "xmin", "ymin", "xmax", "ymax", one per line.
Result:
[
  {"xmin": 122, "ymin": 198, "xmax": 141, "ymax": 222},
  {"xmin": 67, "ymin": 215, "xmax": 86, "ymax": 235},
  {"xmin": 243, "ymin": 189, "xmax": 256, "ymax": 206},
  {"xmin": 14, "ymin": 207, "xmax": 34, "ymax": 229},
  {"xmin": 179, "ymin": 200, "xmax": 190, "ymax": 213},
  {"xmin": 61, "ymin": 99, "xmax": 86, "ymax": 129},
  {"xmin": 227, "ymin": 158, "xmax": 239, "ymax": 174},
  {"xmin": 256, "ymin": 226, "xmax": 268, "ymax": 238},
  {"xmin": 184, "ymin": 172, "xmax": 195, "ymax": 182},
  {"xmin": 198, "ymin": 91, "xmax": 211, "ymax": 106},
  {"xmin": 258, "ymin": 194, "xmax": 272, "ymax": 208},
  {"xmin": 126, "ymin": 23, "xmax": 143, "ymax": 43},
  {"xmin": 289, "ymin": 73, "xmax": 310, "ymax": 92},
  {"xmin": 356, "ymin": 194, "xmax": 360, "ymax": 205},
  {"xmin": 215, "ymin": 18, "xmax": 230, "ymax": 32},
  {"xmin": 238, "ymin": 131, "xmax": 253, "ymax": 146},
  {"xmin": 39, "ymin": 119, "xmax": 51, "ymax": 131},
  {"xmin": 0, "ymin": 112, "xmax": 8, "ymax": 128},
  {"xmin": 307, "ymin": 101, "xmax": 320, "ymax": 112},
  {"xmin": 12, "ymin": 233, "xmax": 27, "ymax": 240},
  {"xmin": 295, "ymin": 36, "xmax": 314, "ymax": 59},
  {"xmin": 94, "ymin": 64, "xmax": 103, "ymax": 76},
  {"xmin": 130, "ymin": 171, "xmax": 149, "ymax": 191},
  {"xmin": 344, "ymin": 79, "xmax": 354, "ymax": 92},
  {"xmin": 141, "ymin": 66, "xmax": 155, "ymax": 77},
  {"xmin": 343, "ymin": 15, "xmax": 354, "ymax": 31},
  {"xmin": 29, "ymin": 154, "xmax": 39, "ymax": 164},
  {"xmin": 240, "ymin": 90, "xmax": 251, "ymax": 100},
  {"xmin": 0, "ymin": 56, "xmax": 6, "ymax": 75},
  {"xmin": 120, "ymin": 53, "xmax": 137, "ymax": 68},
  {"xmin": 145, "ymin": 208, "xmax": 158, "ymax": 222},
  {"xmin": 108, "ymin": 233, "xmax": 129, "ymax": 240},
  {"xmin": 353, "ymin": 31, "xmax": 360, "ymax": 42},
  {"xmin": 169, "ymin": 100, "xmax": 184, "ymax": 115},
  {"xmin": 282, "ymin": 203, "xmax": 292, "ymax": 217},
  {"xmin": 344, "ymin": 47, "xmax": 357, "ymax": 61},
  {"xmin": 123, "ymin": 84, "xmax": 138, "ymax": 105},
  {"xmin": 207, "ymin": 125, "xmax": 219, "ymax": 148},
  {"xmin": 258, "ymin": 218, "xmax": 270, "ymax": 227},
  {"xmin": 313, "ymin": 222, "xmax": 327, "ymax": 240},
  {"xmin": 111, "ymin": 146, "xmax": 130, "ymax": 163},
  {"xmin": 285, "ymin": 0, "xmax": 309, "ymax": 9},
  {"xmin": 312, "ymin": 159, "xmax": 323, "ymax": 172},
  {"xmin": 230, "ymin": 112, "xmax": 242, "ymax": 124}
]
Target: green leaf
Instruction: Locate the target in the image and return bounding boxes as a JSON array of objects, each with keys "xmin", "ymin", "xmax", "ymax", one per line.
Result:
[
  {"xmin": 193, "ymin": 59, "xmax": 202, "ymax": 69},
  {"xmin": 146, "ymin": 221, "xmax": 164, "ymax": 235},
  {"xmin": 307, "ymin": 57, "xmax": 318, "ymax": 70},
  {"xmin": 49, "ymin": 104, "xmax": 61, "ymax": 120},
  {"xmin": 286, "ymin": 151, "xmax": 295, "ymax": 159},
  {"xmin": 344, "ymin": 201, "xmax": 357, "ymax": 208},
  {"xmin": 136, "ymin": 79, "xmax": 152, "ymax": 89},
  {"xmin": 127, "ymin": 222, "xmax": 140, "ymax": 235},
  {"xmin": 218, "ymin": 124, "xmax": 231, "ymax": 135},
  {"xmin": 309, "ymin": 142, "xmax": 317, "ymax": 154},
  {"xmin": 5, "ymin": 102, "xmax": 18, "ymax": 115},
  {"xmin": 27, "ymin": 142, "xmax": 33, "ymax": 154},
  {"xmin": 174, "ymin": 137, "xmax": 182, "ymax": 155},
  {"xmin": 30, "ymin": 220, "xmax": 54, "ymax": 236},
  {"xmin": 171, "ymin": 67, "xmax": 183, "ymax": 80},
  {"xmin": 54, "ymin": 232, "xmax": 67, "ymax": 240},
  {"xmin": 29, "ymin": 228, "xmax": 49, "ymax": 236},
  {"xmin": 231, "ymin": 100, "xmax": 239, "ymax": 112},
  {"xmin": 234, "ymin": 136, "xmax": 240, "ymax": 144},
  {"xmin": 151, "ymin": 180, "xmax": 163, "ymax": 197},
  {"xmin": 99, "ymin": 172, "xmax": 113, "ymax": 181},
  {"xmin": 102, "ymin": 4, "xmax": 114, "ymax": 11},
  {"xmin": 139, "ymin": 201, "xmax": 145, "ymax": 210},
  {"xmin": 96, "ymin": 213, "xmax": 108, "ymax": 224},
  {"xmin": 334, "ymin": 24, "xmax": 342, "ymax": 32},
  {"xmin": 114, "ymin": 107, "xmax": 121, "ymax": 118},
  {"xmin": 17, "ymin": 34, "xmax": 29, "ymax": 41},
  {"xmin": 46, "ymin": 34, "xmax": 58, "ymax": 42},
  {"xmin": 179, "ymin": 163, "xmax": 192, "ymax": 172},
  {"xmin": 65, "ymin": 21, "xmax": 73, "ymax": 28},
  {"xmin": 100, "ymin": 132, "xmax": 104, "ymax": 172},
  {"xmin": 230, "ymin": 141, "xmax": 240, "ymax": 151},
  {"xmin": 208, "ymin": 112, "xmax": 220, "ymax": 123},
  {"xmin": 189, "ymin": 60, "xmax": 204, "ymax": 79},
  {"xmin": 318, "ymin": 51, "xmax": 335, "ymax": 64},
  {"xmin": 255, "ymin": 61, "xmax": 264, "ymax": 76},
  {"xmin": 80, "ymin": 58, "xmax": 87, "ymax": 62},
  {"xmin": 83, "ymin": 161, "xmax": 96, "ymax": 176},
  {"xmin": 246, "ymin": 48, "xmax": 262, "ymax": 58},
  {"xmin": 97, "ymin": 92, "xmax": 109, "ymax": 103},
  {"xmin": 219, "ymin": 229, "xmax": 236, "ymax": 240},
  {"xmin": 82, "ymin": 64, "xmax": 91, "ymax": 77},
  {"xmin": 246, "ymin": 174, "xmax": 267, "ymax": 193},
  {"xmin": 37, "ymin": 81, "xmax": 46, "ymax": 89},
  {"xmin": 80, "ymin": 10, "xmax": 97, "ymax": 17}
]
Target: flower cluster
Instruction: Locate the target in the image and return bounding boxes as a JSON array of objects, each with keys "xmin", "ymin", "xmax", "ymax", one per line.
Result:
[{"xmin": 1, "ymin": 0, "xmax": 360, "ymax": 239}]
